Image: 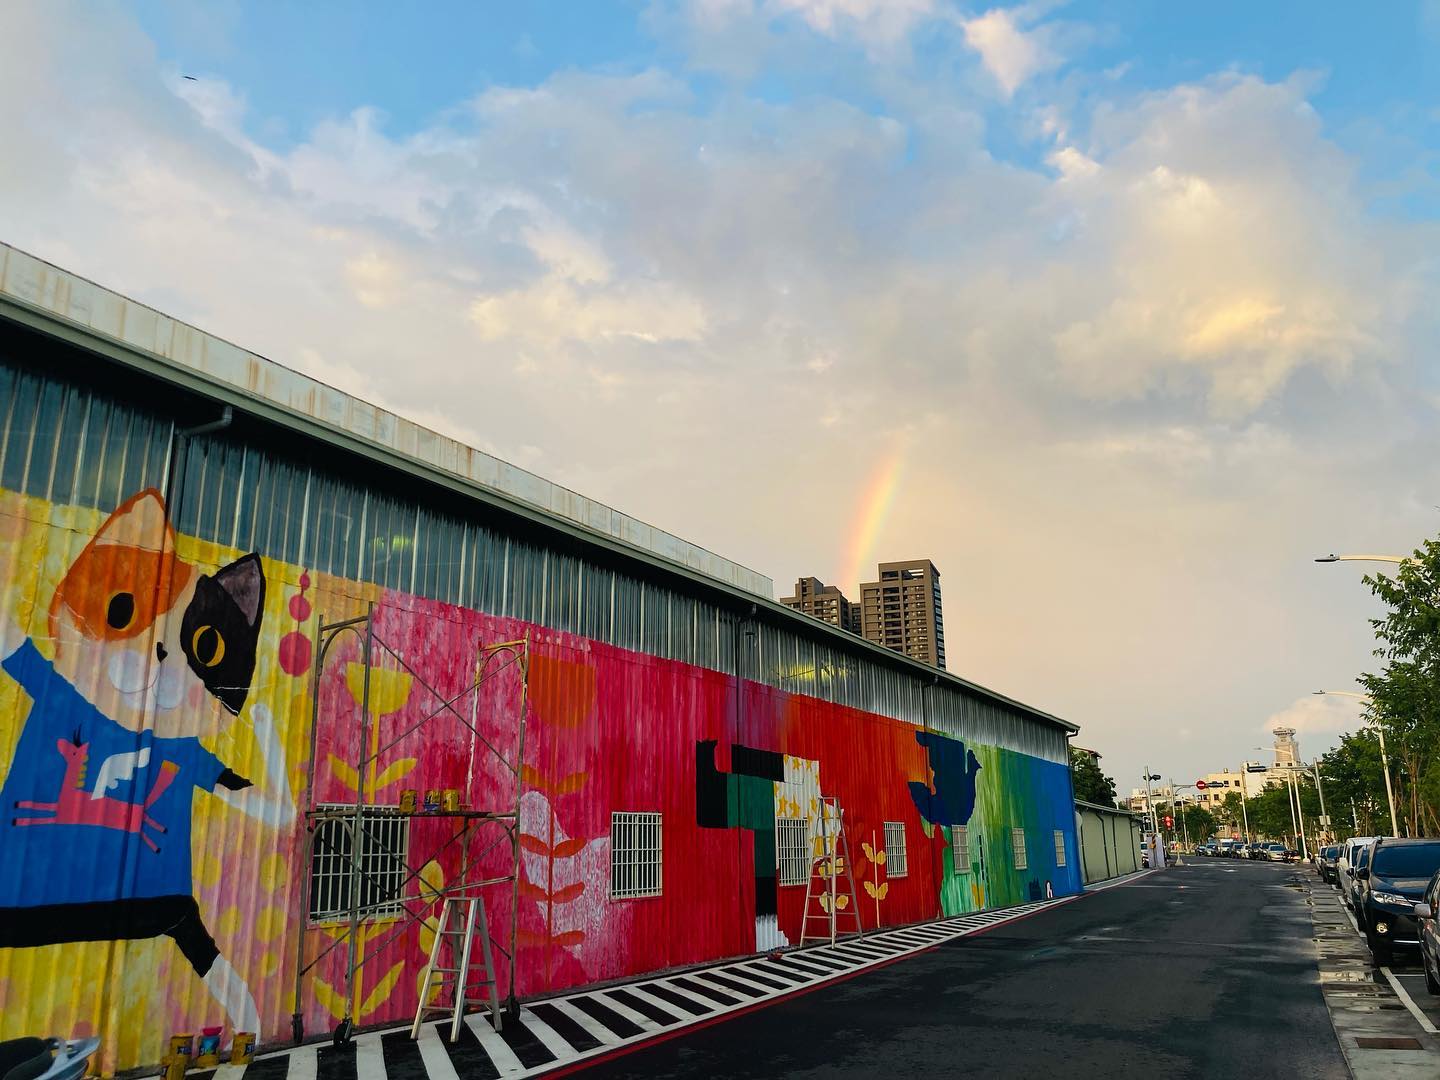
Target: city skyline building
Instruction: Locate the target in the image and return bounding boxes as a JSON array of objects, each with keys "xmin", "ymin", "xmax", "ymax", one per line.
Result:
[
  {"xmin": 859, "ymin": 559, "xmax": 946, "ymax": 668},
  {"xmin": 779, "ymin": 576, "xmax": 861, "ymax": 634}
]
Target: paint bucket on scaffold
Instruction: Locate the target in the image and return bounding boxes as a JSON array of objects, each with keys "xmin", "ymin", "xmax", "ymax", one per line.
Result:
[
  {"xmin": 442, "ymin": 789, "xmax": 462, "ymax": 811},
  {"xmin": 399, "ymin": 789, "xmax": 418, "ymax": 814}
]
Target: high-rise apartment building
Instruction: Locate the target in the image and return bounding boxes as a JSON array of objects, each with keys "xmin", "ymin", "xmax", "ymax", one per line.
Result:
[
  {"xmin": 859, "ymin": 559, "xmax": 946, "ymax": 668},
  {"xmin": 780, "ymin": 576, "xmax": 861, "ymax": 634}
]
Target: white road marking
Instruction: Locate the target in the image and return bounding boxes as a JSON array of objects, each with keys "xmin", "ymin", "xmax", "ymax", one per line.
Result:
[
  {"xmin": 212, "ymin": 1065, "xmax": 247, "ymax": 1080},
  {"xmin": 515, "ymin": 1008, "xmax": 576, "ymax": 1061},
  {"xmin": 287, "ymin": 1046, "xmax": 318, "ymax": 1080},
  {"xmin": 353, "ymin": 1036, "xmax": 387, "ymax": 1080},
  {"xmin": 550, "ymin": 999, "xmax": 625, "ymax": 1045},
  {"xmin": 462, "ymin": 1013, "xmax": 526, "ymax": 1075},
  {"xmin": 591, "ymin": 991, "xmax": 667, "ymax": 1033},
  {"xmin": 1380, "ymin": 967, "xmax": 1440, "ymax": 1034},
  {"xmin": 411, "ymin": 1025, "xmax": 461, "ymax": 1080}
]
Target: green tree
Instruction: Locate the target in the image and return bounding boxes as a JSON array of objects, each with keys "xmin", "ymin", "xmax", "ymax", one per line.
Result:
[
  {"xmin": 1070, "ymin": 749, "xmax": 1117, "ymax": 807},
  {"xmin": 1181, "ymin": 804, "xmax": 1216, "ymax": 844},
  {"xmin": 1362, "ymin": 541, "xmax": 1440, "ymax": 836}
]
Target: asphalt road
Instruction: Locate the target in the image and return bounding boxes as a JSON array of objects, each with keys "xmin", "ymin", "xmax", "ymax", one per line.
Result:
[{"xmin": 575, "ymin": 861, "xmax": 1348, "ymax": 1079}]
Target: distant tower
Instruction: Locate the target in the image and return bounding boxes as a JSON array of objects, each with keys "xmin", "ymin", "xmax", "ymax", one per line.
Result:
[
  {"xmin": 1272, "ymin": 727, "xmax": 1299, "ymax": 772},
  {"xmin": 858, "ymin": 559, "xmax": 946, "ymax": 669}
]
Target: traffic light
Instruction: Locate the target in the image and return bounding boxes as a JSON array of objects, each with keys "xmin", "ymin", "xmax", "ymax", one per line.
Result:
[{"xmin": 1164, "ymin": 815, "xmax": 1174, "ymax": 829}]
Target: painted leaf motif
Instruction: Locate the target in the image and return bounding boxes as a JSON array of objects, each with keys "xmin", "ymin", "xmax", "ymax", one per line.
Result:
[
  {"xmin": 417, "ymin": 859, "xmax": 445, "ymax": 904},
  {"xmin": 520, "ymin": 764, "xmax": 551, "ymax": 793},
  {"xmin": 419, "ymin": 916, "xmax": 438, "ymax": 960},
  {"xmin": 328, "ymin": 754, "xmax": 360, "ymax": 794},
  {"xmin": 550, "ymin": 881, "xmax": 584, "ymax": 904},
  {"xmin": 313, "ymin": 976, "xmax": 346, "ymax": 1020},
  {"xmin": 872, "ymin": 849, "xmax": 886, "ymax": 866},
  {"xmin": 519, "ymin": 834, "xmax": 552, "ymax": 856},
  {"xmin": 874, "ymin": 882, "xmax": 889, "ymax": 900},
  {"xmin": 518, "ymin": 880, "xmax": 550, "ymax": 902},
  {"xmin": 373, "ymin": 757, "xmax": 417, "ymax": 791},
  {"xmin": 862, "ymin": 842, "xmax": 876, "ymax": 861},
  {"xmin": 554, "ymin": 771, "xmax": 587, "ymax": 795},
  {"xmin": 516, "ymin": 928, "xmax": 551, "ymax": 947},
  {"xmin": 863, "ymin": 879, "xmax": 879, "ymax": 898},
  {"xmin": 551, "ymin": 930, "xmax": 585, "ymax": 947},
  {"xmin": 359, "ymin": 961, "xmax": 405, "ymax": 1018},
  {"xmin": 551, "ymin": 837, "xmax": 586, "ymax": 859},
  {"xmin": 819, "ymin": 892, "xmax": 850, "ymax": 912}
]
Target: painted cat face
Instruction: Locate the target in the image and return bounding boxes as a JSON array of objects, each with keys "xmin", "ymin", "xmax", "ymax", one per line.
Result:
[{"xmin": 48, "ymin": 489, "xmax": 265, "ymax": 734}]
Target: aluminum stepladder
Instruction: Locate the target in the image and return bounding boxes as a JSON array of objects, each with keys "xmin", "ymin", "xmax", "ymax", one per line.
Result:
[
  {"xmin": 800, "ymin": 796, "xmax": 864, "ymax": 945},
  {"xmin": 411, "ymin": 894, "xmax": 502, "ymax": 1041}
]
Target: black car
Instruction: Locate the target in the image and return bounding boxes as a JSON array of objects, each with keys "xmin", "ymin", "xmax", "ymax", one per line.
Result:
[
  {"xmin": 1319, "ymin": 845, "xmax": 1341, "ymax": 884},
  {"xmin": 1358, "ymin": 837, "xmax": 1440, "ymax": 965},
  {"xmin": 1345, "ymin": 843, "xmax": 1373, "ymax": 916}
]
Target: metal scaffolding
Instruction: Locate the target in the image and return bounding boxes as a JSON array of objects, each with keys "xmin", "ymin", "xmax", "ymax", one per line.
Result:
[{"xmin": 290, "ymin": 603, "xmax": 529, "ymax": 1044}]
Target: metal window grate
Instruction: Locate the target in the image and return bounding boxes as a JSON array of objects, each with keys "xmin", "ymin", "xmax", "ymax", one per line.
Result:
[
  {"xmin": 776, "ymin": 817, "xmax": 810, "ymax": 886},
  {"xmin": 309, "ymin": 805, "xmax": 410, "ymax": 922},
  {"xmin": 1012, "ymin": 827, "xmax": 1028, "ymax": 871},
  {"xmin": 1053, "ymin": 830, "xmax": 1066, "ymax": 867},
  {"xmin": 951, "ymin": 825, "xmax": 970, "ymax": 873},
  {"xmin": 611, "ymin": 812, "xmax": 663, "ymax": 899},
  {"xmin": 884, "ymin": 821, "xmax": 908, "ymax": 878}
]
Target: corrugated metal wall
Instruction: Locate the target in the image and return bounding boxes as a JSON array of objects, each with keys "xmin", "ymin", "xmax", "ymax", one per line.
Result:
[{"xmin": 0, "ymin": 360, "xmax": 1067, "ymax": 764}]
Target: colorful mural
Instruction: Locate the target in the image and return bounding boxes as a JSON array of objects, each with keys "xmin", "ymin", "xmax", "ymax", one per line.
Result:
[{"xmin": 0, "ymin": 485, "xmax": 1081, "ymax": 1073}]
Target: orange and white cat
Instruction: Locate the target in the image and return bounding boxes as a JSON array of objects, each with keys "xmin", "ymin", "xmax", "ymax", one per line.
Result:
[{"xmin": 0, "ymin": 489, "xmax": 293, "ymax": 1036}]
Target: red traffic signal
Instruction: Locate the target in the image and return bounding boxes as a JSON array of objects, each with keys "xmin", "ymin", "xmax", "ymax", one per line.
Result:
[
  {"xmin": 1164, "ymin": 815, "xmax": 1174, "ymax": 829},
  {"xmin": 1195, "ymin": 780, "xmax": 1207, "ymax": 789}
]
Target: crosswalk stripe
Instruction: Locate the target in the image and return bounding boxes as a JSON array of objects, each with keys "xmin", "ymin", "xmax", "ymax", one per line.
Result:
[
  {"xmin": 597, "ymin": 988, "xmax": 676, "ymax": 1029},
  {"xmin": 212, "ymin": 1065, "xmax": 247, "ymax": 1080},
  {"xmin": 669, "ymin": 976, "xmax": 742, "ymax": 1006},
  {"xmin": 648, "ymin": 980, "xmax": 719, "ymax": 1012},
  {"xmin": 549, "ymin": 999, "xmax": 626, "ymax": 1046},
  {"xmin": 628, "ymin": 983, "xmax": 709, "ymax": 1017},
  {"xmin": 607, "ymin": 984, "xmax": 685, "ymax": 1025},
  {"xmin": 694, "ymin": 970, "xmax": 765, "ymax": 998},
  {"xmin": 726, "ymin": 964, "xmax": 791, "ymax": 991},
  {"xmin": 463, "ymin": 1015, "xmax": 526, "ymax": 1075},
  {"xmin": 584, "ymin": 996, "xmax": 668, "ymax": 1036},
  {"xmin": 287, "ymin": 1045, "xmax": 318, "ymax": 1080},
  {"xmin": 353, "ymin": 1036, "xmax": 386, "ymax": 1080},
  {"xmin": 515, "ymin": 1009, "xmax": 576, "ymax": 1062},
  {"xmin": 411, "ymin": 1028, "xmax": 461, "ymax": 1080}
]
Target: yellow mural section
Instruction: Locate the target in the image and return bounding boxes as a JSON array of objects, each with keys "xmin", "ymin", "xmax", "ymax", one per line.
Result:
[{"xmin": 0, "ymin": 487, "xmax": 381, "ymax": 1074}]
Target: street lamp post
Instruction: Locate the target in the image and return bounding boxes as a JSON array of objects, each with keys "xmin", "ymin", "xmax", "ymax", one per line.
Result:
[
  {"xmin": 1311, "ymin": 761, "xmax": 1330, "ymax": 842},
  {"xmin": 1314, "ymin": 690, "xmax": 1399, "ymax": 836}
]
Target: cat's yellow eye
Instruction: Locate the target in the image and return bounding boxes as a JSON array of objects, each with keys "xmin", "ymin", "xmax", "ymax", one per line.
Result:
[
  {"xmin": 191, "ymin": 624, "xmax": 226, "ymax": 667},
  {"xmin": 106, "ymin": 592, "xmax": 135, "ymax": 630}
]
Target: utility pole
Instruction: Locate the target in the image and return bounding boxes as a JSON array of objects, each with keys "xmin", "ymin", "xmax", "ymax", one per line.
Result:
[
  {"xmin": 1143, "ymin": 769, "xmax": 1157, "ymax": 836},
  {"xmin": 1311, "ymin": 762, "xmax": 1329, "ymax": 843},
  {"xmin": 1239, "ymin": 764, "xmax": 1253, "ymax": 842},
  {"xmin": 1288, "ymin": 769, "xmax": 1309, "ymax": 858}
]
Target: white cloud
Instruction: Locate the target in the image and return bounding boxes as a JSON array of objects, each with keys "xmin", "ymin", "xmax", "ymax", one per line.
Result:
[
  {"xmin": 960, "ymin": 7, "xmax": 1057, "ymax": 96},
  {"xmin": 1, "ymin": 3, "xmax": 1436, "ymax": 797}
]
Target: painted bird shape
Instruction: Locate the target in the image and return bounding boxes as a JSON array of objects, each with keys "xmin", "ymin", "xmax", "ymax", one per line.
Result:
[{"xmin": 907, "ymin": 731, "xmax": 981, "ymax": 827}]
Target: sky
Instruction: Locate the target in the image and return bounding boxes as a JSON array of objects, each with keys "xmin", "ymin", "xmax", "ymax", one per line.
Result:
[{"xmin": 4, "ymin": 1, "xmax": 1440, "ymax": 793}]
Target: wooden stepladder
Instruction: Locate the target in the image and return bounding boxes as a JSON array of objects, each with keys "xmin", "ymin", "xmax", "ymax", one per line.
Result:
[
  {"xmin": 801, "ymin": 796, "xmax": 864, "ymax": 945},
  {"xmin": 411, "ymin": 894, "xmax": 502, "ymax": 1041}
]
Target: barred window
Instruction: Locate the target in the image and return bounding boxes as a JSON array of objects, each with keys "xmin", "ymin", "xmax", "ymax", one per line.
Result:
[
  {"xmin": 884, "ymin": 821, "xmax": 908, "ymax": 878},
  {"xmin": 1053, "ymin": 830, "xmax": 1067, "ymax": 867},
  {"xmin": 611, "ymin": 812, "xmax": 663, "ymax": 899},
  {"xmin": 1012, "ymin": 827, "xmax": 1028, "ymax": 871},
  {"xmin": 776, "ymin": 817, "xmax": 810, "ymax": 886},
  {"xmin": 309, "ymin": 806, "xmax": 409, "ymax": 922},
  {"xmin": 951, "ymin": 825, "xmax": 970, "ymax": 873}
]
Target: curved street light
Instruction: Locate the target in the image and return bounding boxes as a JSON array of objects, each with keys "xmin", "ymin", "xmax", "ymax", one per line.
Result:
[
  {"xmin": 1314, "ymin": 554, "xmax": 1409, "ymax": 565},
  {"xmin": 1313, "ymin": 690, "xmax": 1399, "ymax": 835}
]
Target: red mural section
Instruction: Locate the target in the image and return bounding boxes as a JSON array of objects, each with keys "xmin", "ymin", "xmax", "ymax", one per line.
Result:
[{"xmin": 300, "ymin": 590, "xmax": 961, "ymax": 1030}]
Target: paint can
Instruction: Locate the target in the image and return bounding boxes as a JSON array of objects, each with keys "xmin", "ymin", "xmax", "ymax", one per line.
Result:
[
  {"xmin": 441, "ymin": 789, "xmax": 461, "ymax": 812},
  {"xmin": 230, "ymin": 1033, "xmax": 256, "ymax": 1064},
  {"xmin": 196, "ymin": 1028, "xmax": 222, "ymax": 1068},
  {"xmin": 167, "ymin": 1035, "xmax": 193, "ymax": 1064},
  {"xmin": 423, "ymin": 789, "xmax": 441, "ymax": 813},
  {"xmin": 399, "ymin": 789, "xmax": 417, "ymax": 814},
  {"xmin": 163, "ymin": 1056, "xmax": 187, "ymax": 1080}
]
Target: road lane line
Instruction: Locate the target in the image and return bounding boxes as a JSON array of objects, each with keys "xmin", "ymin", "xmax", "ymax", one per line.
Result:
[{"xmin": 1380, "ymin": 966, "xmax": 1440, "ymax": 1033}]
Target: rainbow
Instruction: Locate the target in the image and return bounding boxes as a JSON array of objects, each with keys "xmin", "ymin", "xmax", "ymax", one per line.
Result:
[{"xmin": 839, "ymin": 444, "xmax": 905, "ymax": 594}]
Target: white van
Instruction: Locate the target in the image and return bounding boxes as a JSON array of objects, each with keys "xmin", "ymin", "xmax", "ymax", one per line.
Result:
[{"xmin": 1337, "ymin": 836, "xmax": 1377, "ymax": 900}]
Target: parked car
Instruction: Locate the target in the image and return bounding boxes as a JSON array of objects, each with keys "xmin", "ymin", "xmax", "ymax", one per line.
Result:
[
  {"xmin": 1246, "ymin": 843, "xmax": 1267, "ymax": 860},
  {"xmin": 1415, "ymin": 869, "xmax": 1440, "ymax": 993},
  {"xmin": 1357, "ymin": 838, "xmax": 1440, "ymax": 965},
  {"xmin": 1319, "ymin": 845, "xmax": 1342, "ymax": 885},
  {"xmin": 1264, "ymin": 843, "xmax": 1289, "ymax": 862},
  {"xmin": 1338, "ymin": 837, "xmax": 1379, "ymax": 888},
  {"xmin": 1346, "ymin": 844, "xmax": 1373, "ymax": 917}
]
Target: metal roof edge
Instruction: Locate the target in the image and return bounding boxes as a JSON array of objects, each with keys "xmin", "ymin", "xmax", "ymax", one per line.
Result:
[
  {"xmin": 0, "ymin": 254, "xmax": 1082, "ymax": 738},
  {"xmin": 1074, "ymin": 799, "xmax": 1142, "ymax": 816}
]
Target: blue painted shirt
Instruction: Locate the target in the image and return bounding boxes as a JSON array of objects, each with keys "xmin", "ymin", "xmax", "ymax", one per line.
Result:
[{"xmin": 0, "ymin": 639, "xmax": 226, "ymax": 906}]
